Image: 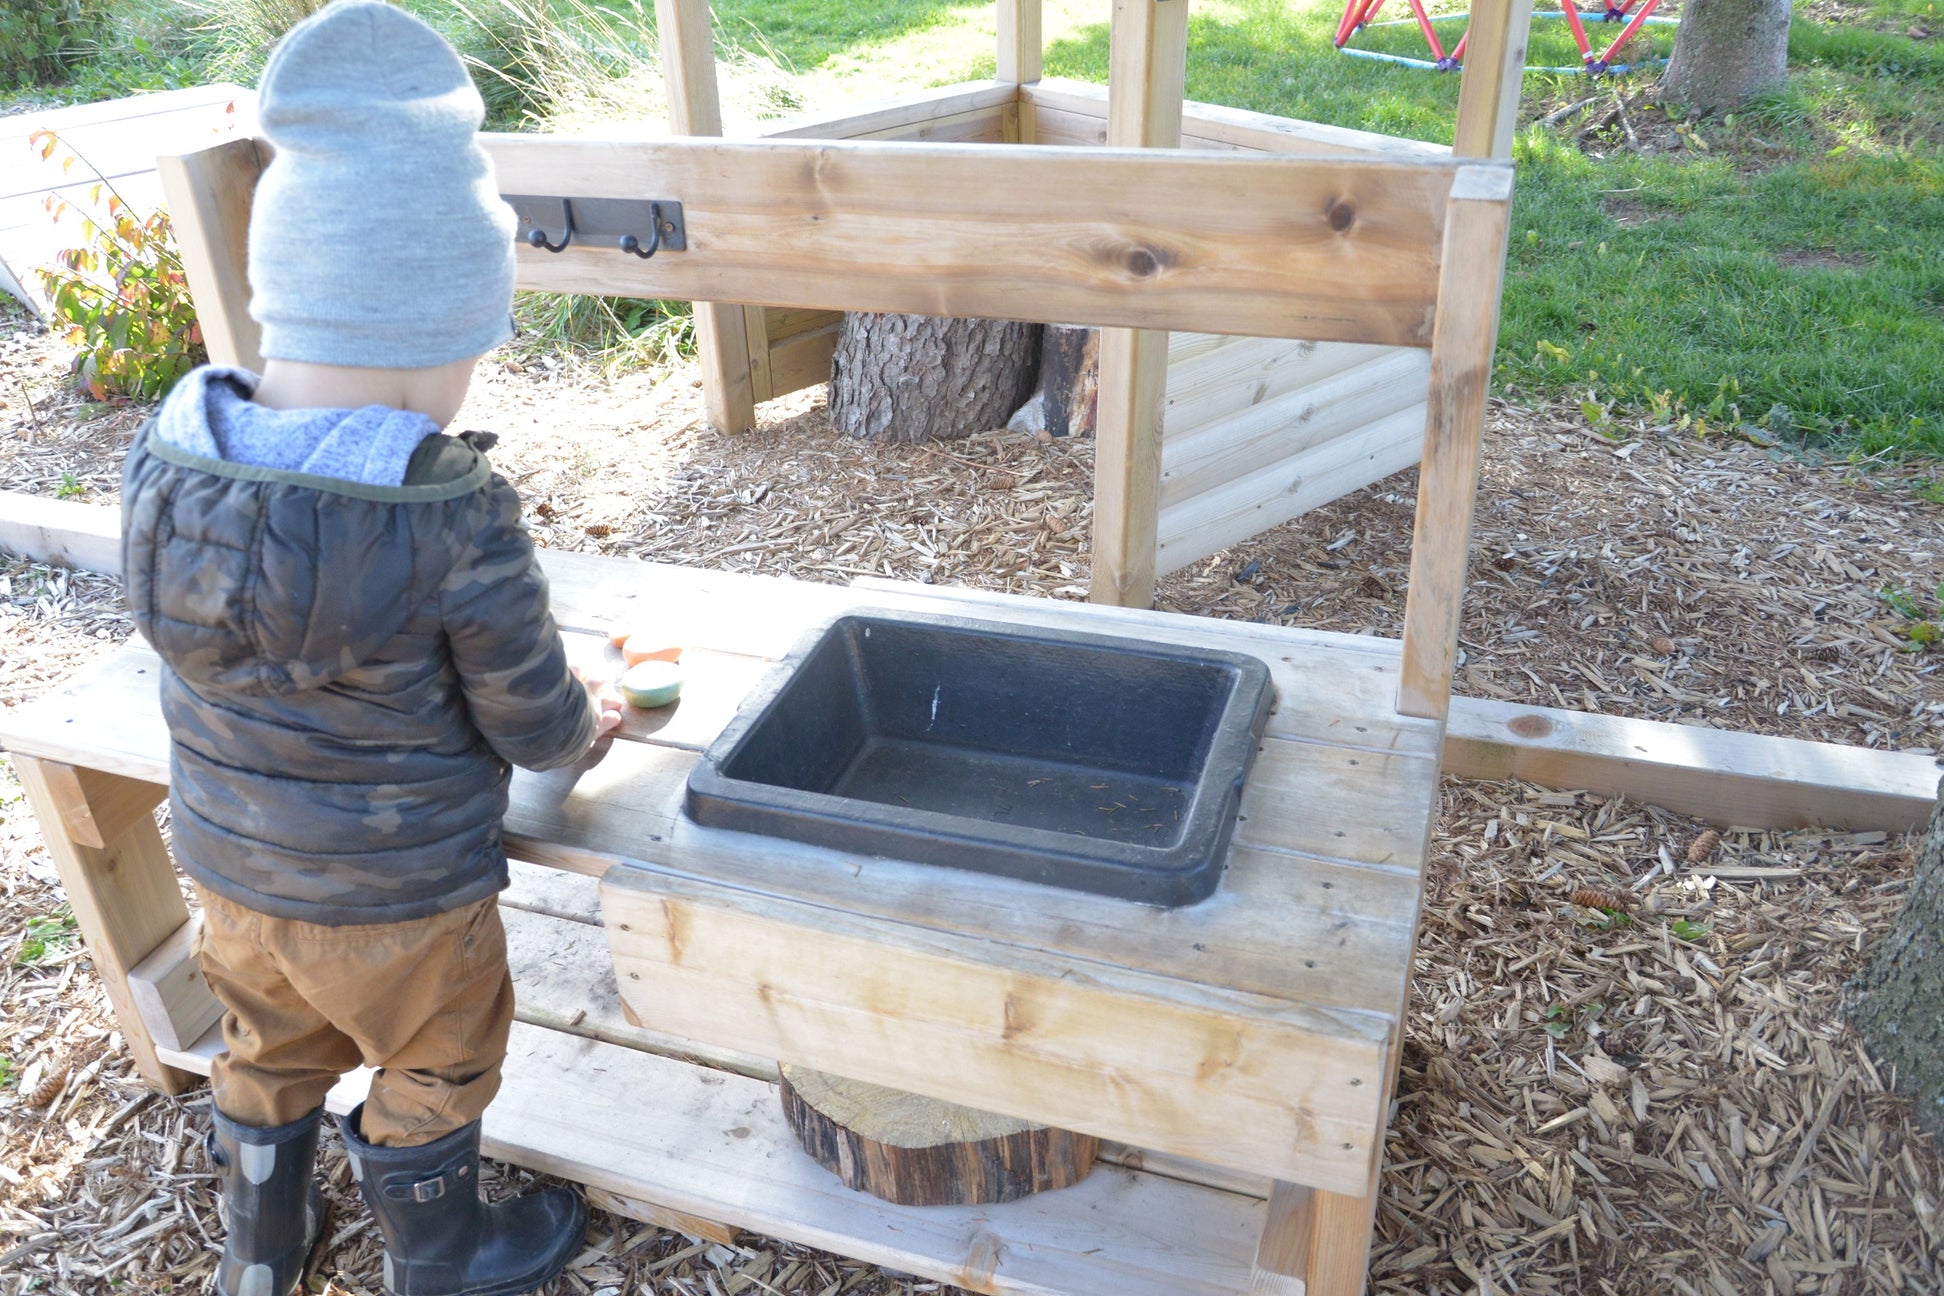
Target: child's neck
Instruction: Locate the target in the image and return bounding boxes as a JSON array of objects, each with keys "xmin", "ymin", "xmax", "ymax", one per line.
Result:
[{"xmin": 254, "ymin": 358, "xmax": 475, "ymax": 428}]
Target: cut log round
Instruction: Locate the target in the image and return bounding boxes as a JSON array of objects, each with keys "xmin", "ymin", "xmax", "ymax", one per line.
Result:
[
  {"xmin": 778, "ymin": 1064, "xmax": 1099, "ymax": 1206},
  {"xmin": 827, "ymin": 312, "xmax": 1042, "ymax": 444}
]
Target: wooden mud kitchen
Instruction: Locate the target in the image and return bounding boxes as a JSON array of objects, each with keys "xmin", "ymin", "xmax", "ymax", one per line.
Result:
[{"xmin": 14, "ymin": 0, "xmax": 1858, "ymax": 1292}]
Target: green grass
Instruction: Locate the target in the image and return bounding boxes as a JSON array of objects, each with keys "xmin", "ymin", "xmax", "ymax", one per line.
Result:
[
  {"xmin": 18, "ymin": 0, "xmax": 1944, "ymax": 458},
  {"xmin": 1033, "ymin": 0, "xmax": 1944, "ymax": 457}
]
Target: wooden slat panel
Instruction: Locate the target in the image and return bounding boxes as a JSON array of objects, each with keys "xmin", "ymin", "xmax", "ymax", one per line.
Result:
[
  {"xmin": 839, "ymin": 106, "xmax": 1011, "ymax": 144},
  {"xmin": 1156, "ymin": 404, "xmax": 1425, "ymax": 578},
  {"xmin": 480, "ymin": 1026, "xmax": 1274, "ymax": 1296},
  {"xmin": 487, "ymin": 135, "xmax": 1472, "ymax": 347},
  {"xmin": 157, "ymin": 1020, "xmax": 1273, "ymax": 1295},
  {"xmin": 1163, "ymin": 339, "xmax": 1407, "ymax": 441},
  {"xmin": 757, "ymin": 81, "xmax": 1018, "ymax": 141},
  {"xmin": 764, "ymin": 320, "xmax": 840, "ymax": 396},
  {"xmin": 1022, "ymin": 80, "xmax": 1452, "ymax": 159},
  {"xmin": 763, "ymin": 307, "xmax": 841, "ymax": 341},
  {"xmin": 1161, "ymin": 348, "xmax": 1430, "ymax": 505},
  {"xmin": 1029, "ymin": 103, "xmax": 1108, "ymax": 147},
  {"xmin": 500, "ymin": 900, "xmax": 776, "ymax": 1078},
  {"xmin": 671, "ymin": 821, "xmax": 1413, "ymax": 1009},
  {"xmin": 602, "ymin": 868, "xmax": 1392, "ymax": 1194}
]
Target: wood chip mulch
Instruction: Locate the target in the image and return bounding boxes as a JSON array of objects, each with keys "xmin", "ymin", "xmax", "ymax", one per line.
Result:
[{"xmin": 3, "ymin": 320, "xmax": 1942, "ymax": 1294}]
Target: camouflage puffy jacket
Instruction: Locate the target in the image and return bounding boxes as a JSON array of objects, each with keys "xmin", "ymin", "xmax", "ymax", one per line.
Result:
[{"xmin": 121, "ymin": 420, "xmax": 597, "ymax": 925}]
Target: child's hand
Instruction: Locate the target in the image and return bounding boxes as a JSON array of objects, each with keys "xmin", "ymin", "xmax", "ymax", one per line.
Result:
[{"xmin": 571, "ymin": 666, "xmax": 624, "ymax": 737}]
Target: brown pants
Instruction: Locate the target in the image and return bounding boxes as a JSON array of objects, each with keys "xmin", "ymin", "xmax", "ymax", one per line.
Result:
[{"xmin": 194, "ymin": 887, "xmax": 514, "ymax": 1147}]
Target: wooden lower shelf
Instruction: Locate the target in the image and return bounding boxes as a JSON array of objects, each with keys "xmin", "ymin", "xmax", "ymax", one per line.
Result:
[{"xmin": 156, "ymin": 882, "xmax": 1272, "ymax": 1296}]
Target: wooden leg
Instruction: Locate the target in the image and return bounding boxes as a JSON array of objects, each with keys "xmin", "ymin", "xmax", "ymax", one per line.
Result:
[
  {"xmin": 1251, "ymin": 1182, "xmax": 1376, "ymax": 1296},
  {"xmin": 695, "ymin": 302, "xmax": 758, "ymax": 435},
  {"xmin": 12, "ymin": 756, "xmax": 199, "ymax": 1094},
  {"xmin": 1089, "ymin": 326, "xmax": 1168, "ymax": 608}
]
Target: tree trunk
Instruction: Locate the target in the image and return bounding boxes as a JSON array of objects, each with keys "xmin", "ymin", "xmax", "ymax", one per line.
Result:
[
  {"xmin": 778, "ymin": 1064, "xmax": 1098, "ymax": 1206},
  {"xmin": 828, "ymin": 313, "xmax": 1042, "ymax": 444},
  {"xmin": 1852, "ymin": 779, "xmax": 1944, "ymax": 1135},
  {"xmin": 1006, "ymin": 326, "xmax": 1102, "ymax": 439},
  {"xmin": 1658, "ymin": 0, "xmax": 1791, "ymax": 115}
]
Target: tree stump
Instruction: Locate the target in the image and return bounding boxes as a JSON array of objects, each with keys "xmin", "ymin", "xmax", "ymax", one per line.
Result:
[
  {"xmin": 1853, "ymin": 779, "xmax": 1944, "ymax": 1135},
  {"xmin": 827, "ymin": 313, "xmax": 1042, "ymax": 444},
  {"xmin": 1008, "ymin": 325, "xmax": 1101, "ymax": 439},
  {"xmin": 778, "ymin": 1064, "xmax": 1099, "ymax": 1206}
]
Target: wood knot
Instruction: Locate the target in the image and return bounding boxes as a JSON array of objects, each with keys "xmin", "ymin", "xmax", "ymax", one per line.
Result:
[
  {"xmin": 1508, "ymin": 713, "xmax": 1554, "ymax": 739},
  {"xmin": 1325, "ymin": 199, "xmax": 1357, "ymax": 232},
  {"xmin": 1124, "ymin": 246, "xmax": 1161, "ymax": 278}
]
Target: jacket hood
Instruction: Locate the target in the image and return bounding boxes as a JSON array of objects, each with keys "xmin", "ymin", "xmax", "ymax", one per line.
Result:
[{"xmin": 123, "ymin": 377, "xmax": 491, "ymax": 696}]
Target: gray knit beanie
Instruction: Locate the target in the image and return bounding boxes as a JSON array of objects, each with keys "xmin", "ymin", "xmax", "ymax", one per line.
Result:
[{"xmin": 248, "ymin": 0, "xmax": 515, "ymax": 368}]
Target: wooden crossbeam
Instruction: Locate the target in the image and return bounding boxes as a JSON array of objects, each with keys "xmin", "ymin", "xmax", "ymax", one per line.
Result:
[{"xmin": 485, "ymin": 136, "xmax": 1474, "ymax": 348}]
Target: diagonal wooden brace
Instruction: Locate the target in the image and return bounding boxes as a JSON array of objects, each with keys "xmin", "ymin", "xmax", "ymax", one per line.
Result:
[{"xmin": 12, "ymin": 756, "xmax": 203, "ymax": 1094}]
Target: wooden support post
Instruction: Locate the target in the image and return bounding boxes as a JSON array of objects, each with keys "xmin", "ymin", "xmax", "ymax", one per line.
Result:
[
  {"xmin": 998, "ymin": 0, "xmax": 1043, "ymax": 140},
  {"xmin": 1397, "ymin": 165, "xmax": 1516, "ymax": 720},
  {"xmin": 655, "ymin": 0, "xmax": 757, "ymax": 434},
  {"xmin": 12, "ymin": 757, "xmax": 198, "ymax": 1094},
  {"xmin": 1451, "ymin": 0, "xmax": 1536, "ymax": 159},
  {"xmin": 156, "ymin": 137, "xmax": 268, "ymax": 372},
  {"xmin": 742, "ymin": 304, "xmax": 774, "ymax": 405},
  {"xmin": 1250, "ymin": 1183, "xmax": 1378, "ymax": 1296},
  {"xmin": 1251, "ymin": 1181, "xmax": 1315, "ymax": 1293},
  {"xmin": 1090, "ymin": 0, "xmax": 1187, "ymax": 609}
]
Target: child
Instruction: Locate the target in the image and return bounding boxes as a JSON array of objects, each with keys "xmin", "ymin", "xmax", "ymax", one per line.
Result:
[{"xmin": 119, "ymin": 3, "xmax": 622, "ymax": 1293}]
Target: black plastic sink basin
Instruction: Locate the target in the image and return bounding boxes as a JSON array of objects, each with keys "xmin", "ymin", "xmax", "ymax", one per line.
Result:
[{"xmin": 684, "ymin": 608, "xmax": 1274, "ymax": 906}]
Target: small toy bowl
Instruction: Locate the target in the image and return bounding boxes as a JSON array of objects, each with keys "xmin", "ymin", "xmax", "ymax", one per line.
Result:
[{"xmin": 620, "ymin": 660, "xmax": 684, "ymax": 709}]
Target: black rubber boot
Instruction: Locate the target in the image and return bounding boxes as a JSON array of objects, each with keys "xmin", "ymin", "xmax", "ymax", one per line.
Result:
[
  {"xmin": 208, "ymin": 1107, "xmax": 329, "ymax": 1296},
  {"xmin": 339, "ymin": 1103, "xmax": 586, "ymax": 1296}
]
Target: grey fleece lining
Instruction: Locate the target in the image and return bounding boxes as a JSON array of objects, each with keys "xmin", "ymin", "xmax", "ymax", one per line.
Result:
[{"xmin": 140, "ymin": 425, "xmax": 491, "ymax": 503}]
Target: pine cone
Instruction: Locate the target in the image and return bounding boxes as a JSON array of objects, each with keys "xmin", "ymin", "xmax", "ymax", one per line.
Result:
[
  {"xmin": 1685, "ymin": 829, "xmax": 1722, "ymax": 865},
  {"xmin": 22, "ymin": 1062, "xmax": 69, "ymax": 1110}
]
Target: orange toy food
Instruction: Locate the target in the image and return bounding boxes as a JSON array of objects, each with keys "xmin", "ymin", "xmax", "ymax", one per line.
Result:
[{"xmin": 621, "ymin": 636, "xmax": 683, "ymax": 667}]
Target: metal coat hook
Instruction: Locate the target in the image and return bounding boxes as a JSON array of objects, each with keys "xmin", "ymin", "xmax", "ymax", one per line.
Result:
[
  {"xmin": 507, "ymin": 196, "xmax": 686, "ymax": 257},
  {"xmin": 526, "ymin": 198, "xmax": 573, "ymax": 253},
  {"xmin": 619, "ymin": 203, "xmax": 663, "ymax": 259}
]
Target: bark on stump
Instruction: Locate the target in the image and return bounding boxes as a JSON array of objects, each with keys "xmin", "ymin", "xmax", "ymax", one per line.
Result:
[
  {"xmin": 778, "ymin": 1064, "xmax": 1099, "ymax": 1206},
  {"xmin": 1853, "ymin": 778, "xmax": 1944, "ymax": 1135},
  {"xmin": 828, "ymin": 313, "xmax": 1042, "ymax": 444},
  {"xmin": 1659, "ymin": 0, "xmax": 1792, "ymax": 115}
]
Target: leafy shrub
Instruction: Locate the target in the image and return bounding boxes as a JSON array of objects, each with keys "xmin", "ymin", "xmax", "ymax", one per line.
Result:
[
  {"xmin": 30, "ymin": 130, "xmax": 205, "ymax": 402},
  {"xmin": 176, "ymin": 0, "xmax": 330, "ymax": 83},
  {"xmin": 0, "ymin": 0, "xmax": 97, "ymax": 85}
]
